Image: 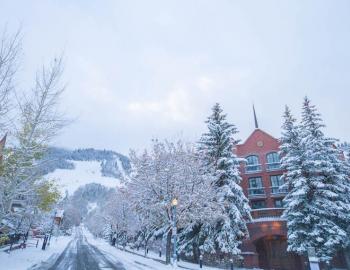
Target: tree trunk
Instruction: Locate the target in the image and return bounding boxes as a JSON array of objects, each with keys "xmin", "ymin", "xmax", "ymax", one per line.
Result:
[
  {"xmin": 166, "ymin": 230, "xmax": 172, "ymax": 264},
  {"xmin": 193, "ymin": 242, "xmax": 199, "ymax": 263},
  {"xmin": 344, "ymin": 247, "xmax": 350, "ymax": 270},
  {"xmin": 144, "ymin": 241, "xmax": 147, "ymax": 257}
]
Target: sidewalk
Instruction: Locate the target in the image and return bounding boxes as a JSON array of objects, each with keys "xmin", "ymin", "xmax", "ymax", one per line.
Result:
[
  {"xmin": 0, "ymin": 235, "xmax": 71, "ymax": 270},
  {"xmin": 83, "ymin": 228, "xmax": 260, "ymax": 270},
  {"xmin": 119, "ymin": 246, "xmax": 259, "ymax": 270}
]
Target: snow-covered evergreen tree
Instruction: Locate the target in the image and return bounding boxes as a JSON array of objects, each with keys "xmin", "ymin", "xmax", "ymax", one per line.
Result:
[
  {"xmin": 280, "ymin": 105, "xmax": 307, "ymax": 254},
  {"xmin": 281, "ymin": 97, "xmax": 350, "ymax": 262},
  {"xmin": 195, "ymin": 103, "xmax": 251, "ymax": 255},
  {"xmin": 339, "ymin": 142, "xmax": 350, "ymax": 161}
]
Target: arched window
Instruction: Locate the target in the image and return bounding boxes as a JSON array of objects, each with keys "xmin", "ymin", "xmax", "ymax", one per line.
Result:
[
  {"xmin": 266, "ymin": 152, "xmax": 280, "ymax": 170},
  {"xmin": 245, "ymin": 155, "xmax": 261, "ymax": 173}
]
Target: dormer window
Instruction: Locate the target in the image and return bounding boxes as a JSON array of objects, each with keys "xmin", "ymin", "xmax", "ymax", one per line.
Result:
[
  {"xmin": 266, "ymin": 152, "xmax": 280, "ymax": 170},
  {"xmin": 245, "ymin": 155, "xmax": 262, "ymax": 173}
]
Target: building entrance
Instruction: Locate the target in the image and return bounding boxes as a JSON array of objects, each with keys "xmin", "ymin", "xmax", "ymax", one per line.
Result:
[{"xmin": 255, "ymin": 235, "xmax": 303, "ymax": 270}]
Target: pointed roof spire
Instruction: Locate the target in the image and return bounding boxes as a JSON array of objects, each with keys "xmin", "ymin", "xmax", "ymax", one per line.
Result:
[{"xmin": 253, "ymin": 104, "xmax": 259, "ymax": 129}]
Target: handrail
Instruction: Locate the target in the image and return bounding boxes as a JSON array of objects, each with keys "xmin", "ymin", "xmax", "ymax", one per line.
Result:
[
  {"xmin": 270, "ymin": 186, "xmax": 288, "ymax": 194},
  {"xmin": 248, "ymin": 187, "xmax": 265, "ymax": 196},
  {"xmin": 250, "ymin": 207, "xmax": 285, "ymax": 219}
]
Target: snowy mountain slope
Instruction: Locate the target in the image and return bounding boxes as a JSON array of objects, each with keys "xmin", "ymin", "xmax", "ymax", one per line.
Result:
[
  {"xmin": 40, "ymin": 147, "xmax": 131, "ymax": 178},
  {"xmin": 45, "ymin": 160, "xmax": 123, "ymax": 196},
  {"xmin": 41, "ymin": 147, "xmax": 130, "ymax": 196}
]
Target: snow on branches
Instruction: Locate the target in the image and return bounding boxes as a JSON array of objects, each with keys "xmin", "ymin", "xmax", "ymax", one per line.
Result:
[
  {"xmin": 194, "ymin": 103, "xmax": 251, "ymax": 256},
  {"xmin": 281, "ymin": 97, "xmax": 350, "ymax": 262},
  {"xmin": 128, "ymin": 140, "xmax": 217, "ymax": 263},
  {"xmin": 0, "ymin": 29, "xmax": 67, "ymax": 233}
]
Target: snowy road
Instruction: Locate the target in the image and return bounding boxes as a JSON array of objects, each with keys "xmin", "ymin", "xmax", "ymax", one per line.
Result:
[
  {"xmin": 2, "ymin": 226, "xmax": 250, "ymax": 270},
  {"xmin": 31, "ymin": 228, "xmax": 125, "ymax": 270}
]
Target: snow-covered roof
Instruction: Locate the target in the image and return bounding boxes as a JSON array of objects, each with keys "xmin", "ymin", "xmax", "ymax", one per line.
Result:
[{"xmin": 56, "ymin": 210, "xmax": 64, "ymax": 218}]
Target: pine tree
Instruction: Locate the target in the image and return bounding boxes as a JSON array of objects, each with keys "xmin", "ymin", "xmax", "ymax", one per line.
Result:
[
  {"xmin": 280, "ymin": 106, "xmax": 308, "ymax": 255},
  {"xmin": 341, "ymin": 142, "xmax": 350, "ymax": 268},
  {"xmin": 281, "ymin": 97, "xmax": 350, "ymax": 262},
  {"xmin": 196, "ymin": 103, "xmax": 251, "ymax": 255}
]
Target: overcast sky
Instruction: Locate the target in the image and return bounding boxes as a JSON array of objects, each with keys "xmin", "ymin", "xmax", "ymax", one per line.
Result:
[{"xmin": 1, "ymin": 1, "xmax": 350, "ymax": 154}]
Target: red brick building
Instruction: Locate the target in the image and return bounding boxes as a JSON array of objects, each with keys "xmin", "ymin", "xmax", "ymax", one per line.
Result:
[
  {"xmin": 236, "ymin": 127, "xmax": 303, "ymax": 270},
  {"xmin": 235, "ymin": 111, "xmax": 347, "ymax": 270}
]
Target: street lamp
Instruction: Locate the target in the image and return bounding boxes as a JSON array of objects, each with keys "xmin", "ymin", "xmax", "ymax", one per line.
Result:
[
  {"xmin": 171, "ymin": 198, "xmax": 178, "ymax": 207},
  {"xmin": 171, "ymin": 198, "xmax": 178, "ymax": 268}
]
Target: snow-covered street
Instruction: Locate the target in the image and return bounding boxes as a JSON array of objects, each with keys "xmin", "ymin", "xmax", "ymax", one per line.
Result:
[
  {"xmin": 0, "ymin": 227, "xmax": 255, "ymax": 270},
  {"xmin": 30, "ymin": 228, "xmax": 125, "ymax": 270}
]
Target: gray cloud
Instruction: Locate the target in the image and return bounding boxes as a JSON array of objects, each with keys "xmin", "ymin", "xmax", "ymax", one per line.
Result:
[{"xmin": 1, "ymin": 0, "xmax": 350, "ymax": 154}]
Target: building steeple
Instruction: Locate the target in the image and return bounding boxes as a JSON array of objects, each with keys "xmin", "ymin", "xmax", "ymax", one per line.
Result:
[{"xmin": 253, "ymin": 104, "xmax": 259, "ymax": 129}]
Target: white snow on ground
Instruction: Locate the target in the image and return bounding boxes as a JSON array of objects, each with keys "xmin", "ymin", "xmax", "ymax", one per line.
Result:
[
  {"xmin": 83, "ymin": 227, "xmax": 259, "ymax": 270},
  {"xmin": 115, "ymin": 156, "xmax": 128, "ymax": 181},
  {"xmin": 0, "ymin": 227, "xmax": 260, "ymax": 270},
  {"xmin": 0, "ymin": 235, "xmax": 71, "ymax": 270},
  {"xmin": 45, "ymin": 160, "xmax": 122, "ymax": 196},
  {"xmin": 87, "ymin": 202, "xmax": 98, "ymax": 213}
]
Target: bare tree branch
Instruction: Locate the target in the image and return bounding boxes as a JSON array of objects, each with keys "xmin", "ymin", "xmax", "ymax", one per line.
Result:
[{"xmin": 0, "ymin": 27, "xmax": 21, "ymax": 130}]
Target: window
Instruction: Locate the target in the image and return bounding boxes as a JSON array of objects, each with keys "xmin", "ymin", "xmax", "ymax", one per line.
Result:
[
  {"xmin": 248, "ymin": 177, "xmax": 265, "ymax": 196},
  {"xmin": 251, "ymin": 200, "xmax": 267, "ymax": 209},
  {"xmin": 270, "ymin": 175, "xmax": 287, "ymax": 194},
  {"xmin": 245, "ymin": 155, "xmax": 262, "ymax": 173},
  {"xmin": 249, "ymin": 177, "xmax": 263, "ymax": 188},
  {"xmin": 266, "ymin": 152, "xmax": 280, "ymax": 170},
  {"xmin": 274, "ymin": 199, "xmax": 284, "ymax": 208}
]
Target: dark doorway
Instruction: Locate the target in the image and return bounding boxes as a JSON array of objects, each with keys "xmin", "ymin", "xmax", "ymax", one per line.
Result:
[{"xmin": 255, "ymin": 235, "xmax": 303, "ymax": 270}]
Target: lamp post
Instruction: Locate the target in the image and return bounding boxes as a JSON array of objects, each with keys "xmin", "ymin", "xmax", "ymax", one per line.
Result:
[{"xmin": 171, "ymin": 198, "xmax": 178, "ymax": 268}]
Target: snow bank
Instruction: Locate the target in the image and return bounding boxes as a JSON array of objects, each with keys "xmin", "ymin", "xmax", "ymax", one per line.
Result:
[
  {"xmin": 83, "ymin": 227, "xmax": 259, "ymax": 270},
  {"xmin": 0, "ymin": 235, "xmax": 71, "ymax": 270}
]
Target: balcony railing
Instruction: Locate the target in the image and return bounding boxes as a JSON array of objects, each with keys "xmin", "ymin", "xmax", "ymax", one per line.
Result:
[
  {"xmin": 248, "ymin": 187, "xmax": 265, "ymax": 197},
  {"xmin": 270, "ymin": 186, "xmax": 288, "ymax": 195},
  {"xmin": 266, "ymin": 162, "xmax": 281, "ymax": 171},
  {"xmin": 245, "ymin": 164, "xmax": 262, "ymax": 173},
  {"xmin": 250, "ymin": 208, "xmax": 285, "ymax": 220}
]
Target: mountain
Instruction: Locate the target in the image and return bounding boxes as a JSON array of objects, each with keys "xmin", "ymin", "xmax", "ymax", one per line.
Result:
[
  {"xmin": 58, "ymin": 182, "xmax": 117, "ymax": 231},
  {"xmin": 42, "ymin": 147, "xmax": 130, "ymax": 196}
]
